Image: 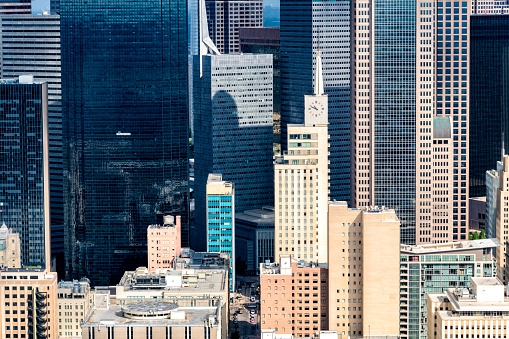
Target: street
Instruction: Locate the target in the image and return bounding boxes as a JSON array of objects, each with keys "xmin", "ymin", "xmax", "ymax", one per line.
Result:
[{"xmin": 230, "ymin": 275, "xmax": 261, "ymax": 339}]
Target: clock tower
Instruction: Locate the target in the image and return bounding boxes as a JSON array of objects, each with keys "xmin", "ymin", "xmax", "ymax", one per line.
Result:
[{"xmin": 304, "ymin": 50, "xmax": 328, "ymax": 125}]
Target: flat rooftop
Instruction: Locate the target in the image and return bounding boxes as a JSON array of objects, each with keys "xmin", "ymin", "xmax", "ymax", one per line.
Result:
[
  {"xmin": 118, "ymin": 268, "xmax": 227, "ymax": 293},
  {"xmin": 83, "ymin": 303, "xmax": 218, "ymax": 328},
  {"xmin": 401, "ymin": 238, "xmax": 500, "ymax": 254}
]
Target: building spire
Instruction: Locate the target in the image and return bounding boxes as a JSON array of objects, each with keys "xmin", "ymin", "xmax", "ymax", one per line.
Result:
[
  {"xmin": 503, "ymin": 131, "xmax": 506, "ymax": 160},
  {"xmin": 199, "ymin": 0, "xmax": 220, "ymax": 76},
  {"xmin": 314, "ymin": 50, "xmax": 324, "ymax": 96}
]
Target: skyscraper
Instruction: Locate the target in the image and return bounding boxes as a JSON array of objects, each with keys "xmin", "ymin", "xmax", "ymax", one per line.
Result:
[
  {"xmin": 280, "ymin": 0, "xmax": 350, "ymax": 201},
  {"xmin": 274, "ymin": 51, "xmax": 330, "ymax": 263},
  {"xmin": 193, "ymin": 53, "xmax": 274, "ymax": 251},
  {"xmin": 469, "ymin": 14, "xmax": 509, "ymax": 197},
  {"xmin": 351, "ymin": 0, "xmax": 470, "ymax": 244},
  {"xmin": 0, "ymin": 76, "xmax": 50, "ymax": 269},
  {"xmin": 61, "ymin": 0, "xmax": 189, "ymax": 285},
  {"xmin": 206, "ymin": 0, "xmax": 263, "ymax": 54},
  {"xmin": 0, "ymin": 0, "xmax": 30, "ymax": 14},
  {"xmin": 0, "ymin": 13, "xmax": 64, "ymax": 276},
  {"xmin": 206, "ymin": 173, "xmax": 235, "ymax": 291}
]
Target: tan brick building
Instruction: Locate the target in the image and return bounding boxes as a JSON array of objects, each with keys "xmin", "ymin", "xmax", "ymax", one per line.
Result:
[
  {"xmin": 147, "ymin": 215, "xmax": 181, "ymax": 271},
  {"xmin": 327, "ymin": 201, "xmax": 400, "ymax": 338},
  {"xmin": 57, "ymin": 279, "xmax": 92, "ymax": 339},
  {"xmin": 260, "ymin": 254, "xmax": 328, "ymax": 338},
  {"xmin": 0, "ymin": 222, "xmax": 21, "ymax": 268},
  {"xmin": 0, "ymin": 268, "xmax": 58, "ymax": 339}
]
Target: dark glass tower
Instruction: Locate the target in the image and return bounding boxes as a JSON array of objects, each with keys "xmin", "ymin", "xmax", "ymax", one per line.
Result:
[
  {"xmin": 0, "ymin": 77, "xmax": 50, "ymax": 269},
  {"xmin": 280, "ymin": 0, "xmax": 351, "ymax": 201},
  {"xmin": 470, "ymin": 14, "xmax": 509, "ymax": 197},
  {"xmin": 61, "ymin": 0, "xmax": 189, "ymax": 285}
]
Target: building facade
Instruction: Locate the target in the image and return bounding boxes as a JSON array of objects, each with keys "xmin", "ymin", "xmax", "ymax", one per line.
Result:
[
  {"xmin": 61, "ymin": 0, "xmax": 189, "ymax": 285},
  {"xmin": 147, "ymin": 215, "xmax": 182, "ymax": 271},
  {"xmin": 0, "ymin": 223, "xmax": 20, "ymax": 268},
  {"xmin": 0, "ymin": 13, "xmax": 65, "ymax": 275},
  {"xmin": 496, "ymin": 155, "xmax": 509, "ymax": 283},
  {"xmin": 260, "ymin": 255, "xmax": 328, "ymax": 338},
  {"xmin": 351, "ymin": 0, "xmax": 470, "ymax": 245},
  {"xmin": 280, "ymin": 0, "xmax": 351, "ymax": 201},
  {"xmin": 235, "ymin": 207, "xmax": 275, "ymax": 273},
  {"xmin": 469, "ymin": 197, "xmax": 486, "ymax": 232},
  {"xmin": 470, "ymin": 14, "xmax": 509, "ymax": 197},
  {"xmin": 427, "ymin": 277, "xmax": 509, "ymax": 339},
  {"xmin": 205, "ymin": 0, "xmax": 263, "ymax": 54},
  {"xmin": 0, "ymin": 268, "xmax": 58, "ymax": 339},
  {"xmin": 327, "ymin": 201, "xmax": 400, "ymax": 338},
  {"xmin": 206, "ymin": 174, "xmax": 235, "ymax": 291},
  {"xmin": 400, "ymin": 239, "xmax": 498, "ymax": 339},
  {"xmin": 0, "ymin": 76, "xmax": 50, "ymax": 269},
  {"xmin": 57, "ymin": 279, "xmax": 92, "ymax": 339},
  {"xmin": 239, "ymin": 27, "xmax": 281, "ymax": 153},
  {"xmin": 0, "ymin": 0, "xmax": 30, "ymax": 14},
  {"xmin": 193, "ymin": 53, "xmax": 273, "ymax": 251}
]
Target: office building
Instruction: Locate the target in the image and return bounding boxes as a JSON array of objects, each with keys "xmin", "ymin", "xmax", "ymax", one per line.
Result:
[
  {"xmin": 427, "ymin": 277, "xmax": 509, "ymax": 339},
  {"xmin": 147, "ymin": 215, "xmax": 182, "ymax": 271},
  {"xmin": 274, "ymin": 51, "xmax": 329, "ymax": 263},
  {"xmin": 235, "ymin": 207, "xmax": 274, "ymax": 273},
  {"xmin": 400, "ymin": 239, "xmax": 498, "ymax": 339},
  {"xmin": 0, "ymin": 76, "xmax": 50, "ymax": 269},
  {"xmin": 327, "ymin": 201, "xmax": 400, "ymax": 338},
  {"xmin": 351, "ymin": 0, "xmax": 470, "ymax": 245},
  {"xmin": 239, "ymin": 27, "xmax": 281, "ymax": 153},
  {"xmin": 280, "ymin": 0, "xmax": 350, "ymax": 201},
  {"xmin": 469, "ymin": 197, "xmax": 486, "ymax": 232},
  {"xmin": 61, "ymin": 0, "xmax": 189, "ymax": 285},
  {"xmin": 496, "ymin": 155, "xmax": 509, "ymax": 283},
  {"xmin": 206, "ymin": 174, "xmax": 235, "ymax": 291},
  {"xmin": 206, "ymin": 0, "xmax": 263, "ymax": 54},
  {"xmin": 470, "ymin": 14, "xmax": 509, "ymax": 196},
  {"xmin": 486, "ymin": 157, "xmax": 504, "ymax": 239},
  {"xmin": 0, "ymin": 268, "xmax": 58, "ymax": 339},
  {"xmin": 0, "ymin": 0, "xmax": 30, "ymax": 14},
  {"xmin": 472, "ymin": 0, "xmax": 509, "ymax": 13},
  {"xmin": 57, "ymin": 279, "xmax": 92, "ymax": 339},
  {"xmin": 0, "ymin": 13, "xmax": 65, "ymax": 275},
  {"xmin": 0, "ymin": 222, "xmax": 20, "ymax": 268},
  {"xmin": 260, "ymin": 254, "xmax": 328, "ymax": 338},
  {"xmin": 193, "ymin": 53, "xmax": 273, "ymax": 251},
  {"xmin": 82, "ymin": 299, "xmax": 225, "ymax": 339},
  {"xmin": 261, "ymin": 331, "xmax": 341, "ymax": 339}
]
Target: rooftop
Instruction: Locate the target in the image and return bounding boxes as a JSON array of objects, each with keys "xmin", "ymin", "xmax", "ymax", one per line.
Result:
[
  {"xmin": 261, "ymin": 259, "xmax": 327, "ymax": 275},
  {"xmin": 401, "ymin": 238, "xmax": 500, "ymax": 254},
  {"xmin": 442, "ymin": 277, "xmax": 509, "ymax": 312},
  {"xmin": 83, "ymin": 301, "xmax": 219, "ymax": 328},
  {"xmin": 174, "ymin": 249, "xmax": 229, "ymax": 269},
  {"xmin": 118, "ymin": 267, "xmax": 227, "ymax": 294},
  {"xmin": 236, "ymin": 207, "xmax": 275, "ymax": 226}
]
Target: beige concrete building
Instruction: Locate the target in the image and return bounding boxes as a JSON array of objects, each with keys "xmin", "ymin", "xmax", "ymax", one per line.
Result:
[
  {"xmin": 327, "ymin": 201, "xmax": 400, "ymax": 338},
  {"xmin": 82, "ymin": 297, "xmax": 225, "ymax": 339},
  {"xmin": 260, "ymin": 255, "xmax": 328, "ymax": 338},
  {"xmin": 351, "ymin": 0, "xmax": 470, "ymax": 245},
  {"xmin": 427, "ymin": 277, "xmax": 509, "ymax": 339},
  {"xmin": 0, "ymin": 222, "xmax": 20, "ymax": 268},
  {"xmin": 274, "ymin": 52, "xmax": 330, "ymax": 263},
  {"xmin": 496, "ymin": 155, "xmax": 509, "ymax": 283},
  {"xmin": 147, "ymin": 215, "xmax": 181, "ymax": 271},
  {"xmin": 0, "ymin": 268, "xmax": 57, "ymax": 339},
  {"xmin": 57, "ymin": 279, "xmax": 92, "ymax": 339}
]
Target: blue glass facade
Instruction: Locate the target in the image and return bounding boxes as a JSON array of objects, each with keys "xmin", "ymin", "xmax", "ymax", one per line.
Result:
[
  {"xmin": 280, "ymin": 0, "xmax": 351, "ymax": 201},
  {"xmin": 373, "ymin": 0, "xmax": 416, "ymax": 245},
  {"xmin": 61, "ymin": 0, "xmax": 189, "ymax": 285},
  {"xmin": 207, "ymin": 193, "xmax": 235, "ymax": 291},
  {"xmin": 0, "ymin": 80, "xmax": 49, "ymax": 268},
  {"xmin": 470, "ymin": 14, "xmax": 509, "ymax": 197}
]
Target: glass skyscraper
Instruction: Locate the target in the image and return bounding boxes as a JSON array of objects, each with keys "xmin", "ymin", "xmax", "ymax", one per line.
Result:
[
  {"xmin": 0, "ymin": 77, "xmax": 50, "ymax": 269},
  {"xmin": 280, "ymin": 0, "xmax": 351, "ymax": 201},
  {"xmin": 61, "ymin": 0, "xmax": 189, "ymax": 285},
  {"xmin": 470, "ymin": 14, "xmax": 509, "ymax": 197}
]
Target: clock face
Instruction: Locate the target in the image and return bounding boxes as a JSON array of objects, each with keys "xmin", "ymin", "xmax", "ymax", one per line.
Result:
[{"xmin": 307, "ymin": 100, "xmax": 325, "ymax": 117}]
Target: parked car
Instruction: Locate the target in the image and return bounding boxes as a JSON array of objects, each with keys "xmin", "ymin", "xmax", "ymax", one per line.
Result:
[
  {"xmin": 250, "ymin": 318, "xmax": 255, "ymax": 324},
  {"xmin": 250, "ymin": 296, "xmax": 256, "ymax": 302}
]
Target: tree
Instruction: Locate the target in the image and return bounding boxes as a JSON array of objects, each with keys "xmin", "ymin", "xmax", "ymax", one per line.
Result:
[{"xmin": 480, "ymin": 229, "xmax": 486, "ymax": 239}]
